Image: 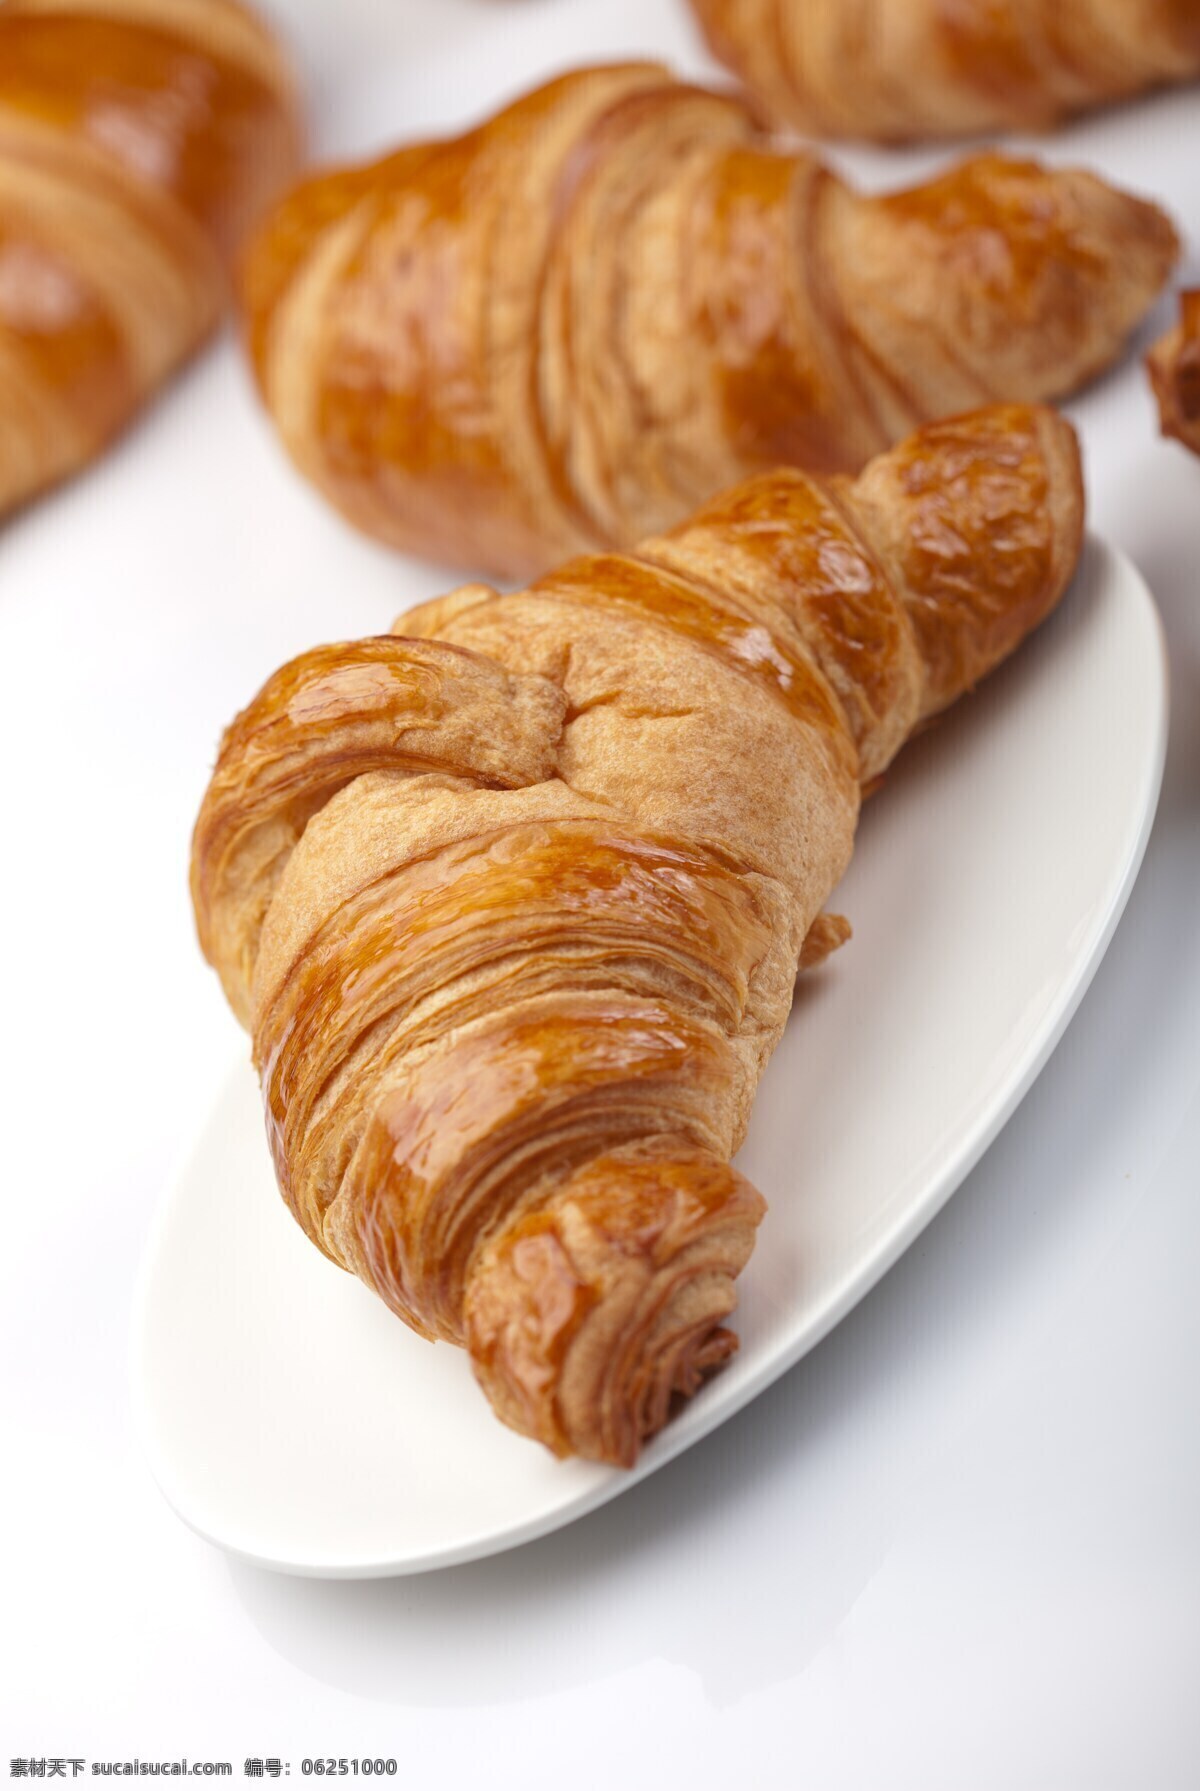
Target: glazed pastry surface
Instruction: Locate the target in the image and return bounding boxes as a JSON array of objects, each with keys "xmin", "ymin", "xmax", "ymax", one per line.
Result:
[
  {"xmin": 1148, "ymin": 291, "xmax": 1200, "ymax": 457},
  {"xmin": 192, "ymin": 404, "xmax": 1085, "ymax": 1465},
  {"xmin": 240, "ymin": 63, "xmax": 1172, "ymax": 578},
  {"xmin": 0, "ymin": 0, "xmax": 302, "ymax": 516},
  {"xmin": 689, "ymin": 0, "xmax": 1200, "ymax": 141}
]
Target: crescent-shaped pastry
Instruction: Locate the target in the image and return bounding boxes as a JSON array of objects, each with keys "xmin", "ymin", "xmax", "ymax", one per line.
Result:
[
  {"xmin": 239, "ymin": 63, "xmax": 1172, "ymax": 579},
  {"xmin": 1148, "ymin": 291, "xmax": 1200, "ymax": 457},
  {"xmin": 0, "ymin": 0, "xmax": 302, "ymax": 516},
  {"xmin": 192, "ymin": 404, "xmax": 1084, "ymax": 1464},
  {"xmin": 689, "ymin": 0, "xmax": 1200, "ymax": 142}
]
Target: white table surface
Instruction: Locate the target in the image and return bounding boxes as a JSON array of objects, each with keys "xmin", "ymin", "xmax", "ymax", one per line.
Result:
[{"xmin": 2, "ymin": 2, "xmax": 1198, "ymax": 1784}]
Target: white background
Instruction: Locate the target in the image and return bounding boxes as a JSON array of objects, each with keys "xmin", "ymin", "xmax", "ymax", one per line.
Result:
[{"xmin": 2, "ymin": 1, "xmax": 1198, "ymax": 1784}]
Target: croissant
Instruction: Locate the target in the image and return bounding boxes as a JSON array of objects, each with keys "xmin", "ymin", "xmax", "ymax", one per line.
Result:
[
  {"xmin": 191, "ymin": 403, "xmax": 1084, "ymax": 1465},
  {"xmin": 689, "ymin": 0, "xmax": 1200, "ymax": 142},
  {"xmin": 239, "ymin": 63, "xmax": 1170, "ymax": 581},
  {"xmin": 1147, "ymin": 291, "xmax": 1200, "ymax": 457},
  {"xmin": 0, "ymin": 0, "xmax": 302, "ymax": 518}
]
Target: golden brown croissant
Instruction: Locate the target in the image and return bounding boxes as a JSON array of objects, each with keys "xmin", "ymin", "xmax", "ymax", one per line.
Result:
[
  {"xmin": 689, "ymin": 0, "xmax": 1200, "ymax": 141},
  {"xmin": 191, "ymin": 403, "xmax": 1084, "ymax": 1465},
  {"xmin": 0, "ymin": 0, "xmax": 302, "ymax": 517},
  {"xmin": 239, "ymin": 63, "xmax": 1171, "ymax": 581},
  {"xmin": 1147, "ymin": 290, "xmax": 1200, "ymax": 457}
]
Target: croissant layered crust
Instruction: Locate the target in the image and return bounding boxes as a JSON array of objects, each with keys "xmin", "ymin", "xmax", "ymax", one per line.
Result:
[
  {"xmin": 192, "ymin": 404, "xmax": 1085, "ymax": 1464},
  {"xmin": 1148, "ymin": 291, "xmax": 1200, "ymax": 458},
  {"xmin": 0, "ymin": 0, "xmax": 302, "ymax": 516},
  {"xmin": 689, "ymin": 0, "xmax": 1200, "ymax": 141},
  {"xmin": 240, "ymin": 63, "xmax": 1172, "ymax": 578}
]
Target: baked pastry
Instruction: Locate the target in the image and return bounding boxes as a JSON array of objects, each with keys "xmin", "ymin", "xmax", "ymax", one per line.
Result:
[
  {"xmin": 191, "ymin": 403, "xmax": 1084, "ymax": 1465},
  {"xmin": 0, "ymin": 0, "xmax": 303, "ymax": 517},
  {"xmin": 689, "ymin": 0, "xmax": 1200, "ymax": 141},
  {"xmin": 240, "ymin": 62, "xmax": 1171, "ymax": 579},
  {"xmin": 1147, "ymin": 291, "xmax": 1200, "ymax": 457}
]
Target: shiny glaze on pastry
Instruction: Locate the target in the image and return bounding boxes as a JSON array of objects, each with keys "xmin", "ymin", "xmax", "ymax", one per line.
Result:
[
  {"xmin": 192, "ymin": 404, "xmax": 1084, "ymax": 1465},
  {"xmin": 0, "ymin": 0, "xmax": 302, "ymax": 516},
  {"xmin": 240, "ymin": 63, "xmax": 1171, "ymax": 577}
]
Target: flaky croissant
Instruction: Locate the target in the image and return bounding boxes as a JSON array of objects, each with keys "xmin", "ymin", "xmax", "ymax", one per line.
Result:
[
  {"xmin": 191, "ymin": 403, "xmax": 1084, "ymax": 1465},
  {"xmin": 1147, "ymin": 291, "xmax": 1200, "ymax": 458},
  {"xmin": 689, "ymin": 0, "xmax": 1200, "ymax": 142},
  {"xmin": 0, "ymin": 0, "xmax": 302, "ymax": 517},
  {"xmin": 239, "ymin": 63, "xmax": 1170, "ymax": 581}
]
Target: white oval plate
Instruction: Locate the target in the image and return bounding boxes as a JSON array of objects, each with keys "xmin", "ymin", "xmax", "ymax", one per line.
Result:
[{"xmin": 133, "ymin": 537, "xmax": 1166, "ymax": 1578}]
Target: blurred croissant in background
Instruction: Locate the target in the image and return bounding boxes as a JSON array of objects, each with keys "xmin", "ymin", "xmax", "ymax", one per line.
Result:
[
  {"xmin": 688, "ymin": 0, "xmax": 1200, "ymax": 142},
  {"xmin": 0, "ymin": 0, "xmax": 303, "ymax": 518},
  {"xmin": 1148, "ymin": 292, "xmax": 1200, "ymax": 458},
  {"xmin": 240, "ymin": 63, "xmax": 1174, "ymax": 579}
]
